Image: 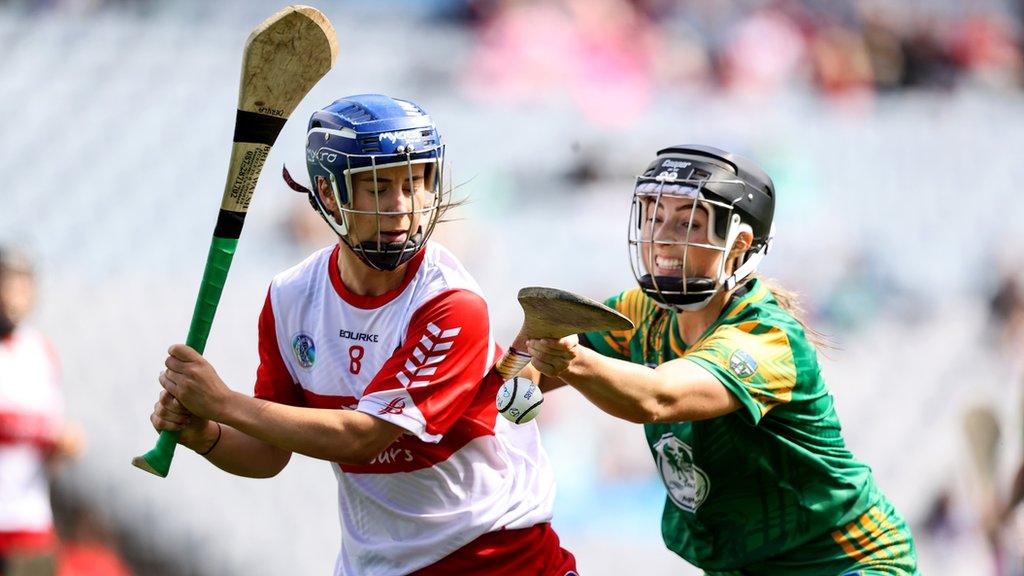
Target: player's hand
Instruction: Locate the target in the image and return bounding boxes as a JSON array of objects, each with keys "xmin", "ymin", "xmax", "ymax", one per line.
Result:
[
  {"xmin": 150, "ymin": 389, "xmax": 216, "ymax": 451},
  {"xmin": 526, "ymin": 335, "xmax": 580, "ymax": 378},
  {"xmin": 159, "ymin": 344, "xmax": 232, "ymax": 422}
]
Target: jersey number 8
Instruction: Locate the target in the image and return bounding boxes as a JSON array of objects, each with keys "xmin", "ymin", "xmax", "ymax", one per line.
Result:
[{"xmin": 349, "ymin": 345, "xmax": 364, "ymax": 374}]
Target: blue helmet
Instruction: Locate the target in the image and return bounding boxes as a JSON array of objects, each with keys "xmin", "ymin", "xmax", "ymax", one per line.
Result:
[{"xmin": 295, "ymin": 94, "xmax": 446, "ymax": 271}]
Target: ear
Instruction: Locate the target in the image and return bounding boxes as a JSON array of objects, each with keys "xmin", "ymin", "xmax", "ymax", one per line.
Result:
[
  {"xmin": 730, "ymin": 229, "xmax": 754, "ymax": 257},
  {"xmin": 316, "ymin": 176, "xmax": 338, "ymax": 213}
]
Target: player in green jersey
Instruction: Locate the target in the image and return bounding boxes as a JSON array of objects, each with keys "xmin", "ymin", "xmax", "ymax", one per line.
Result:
[{"xmin": 524, "ymin": 146, "xmax": 919, "ymax": 575}]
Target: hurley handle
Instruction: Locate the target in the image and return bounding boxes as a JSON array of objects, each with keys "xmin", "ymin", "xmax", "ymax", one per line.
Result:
[{"xmin": 131, "ymin": 237, "xmax": 238, "ymax": 477}]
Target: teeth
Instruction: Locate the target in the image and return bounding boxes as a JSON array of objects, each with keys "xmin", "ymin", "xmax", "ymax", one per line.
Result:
[{"xmin": 655, "ymin": 256, "xmax": 684, "ymax": 269}]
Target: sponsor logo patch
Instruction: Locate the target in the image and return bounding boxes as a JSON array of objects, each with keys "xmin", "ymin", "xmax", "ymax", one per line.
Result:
[
  {"xmin": 292, "ymin": 333, "xmax": 316, "ymax": 369},
  {"xmin": 654, "ymin": 434, "xmax": 710, "ymax": 513}
]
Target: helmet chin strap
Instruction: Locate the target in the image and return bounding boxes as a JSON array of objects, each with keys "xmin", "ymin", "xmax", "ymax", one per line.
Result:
[
  {"xmin": 722, "ymin": 223, "xmax": 774, "ymax": 291},
  {"xmin": 639, "ymin": 274, "xmax": 718, "ymax": 311},
  {"xmin": 343, "ymin": 229, "xmax": 424, "ymax": 271}
]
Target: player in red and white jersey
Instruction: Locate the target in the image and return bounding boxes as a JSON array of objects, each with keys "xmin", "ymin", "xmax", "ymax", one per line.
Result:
[
  {"xmin": 150, "ymin": 95, "xmax": 577, "ymax": 575},
  {"xmin": 0, "ymin": 248, "xmax": 82, "ymax": 575}
]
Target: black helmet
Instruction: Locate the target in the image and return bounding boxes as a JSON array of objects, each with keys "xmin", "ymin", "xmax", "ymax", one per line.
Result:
[{"xmin": 629, "ymin": 145, "xmax": 776, "ymax": 311}]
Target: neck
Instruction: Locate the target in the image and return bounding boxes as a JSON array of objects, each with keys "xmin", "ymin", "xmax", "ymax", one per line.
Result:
[
  {"xmin": 675, "ymin": 288, "xmax": 731, "ymax": 345},
  {"xmin": 336, "ymin": 242, "xmax": 409, "ymax": 297}
]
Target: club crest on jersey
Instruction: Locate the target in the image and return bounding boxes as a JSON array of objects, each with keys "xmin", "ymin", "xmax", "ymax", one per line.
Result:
[
  {"xmin": 292, "ymin": 333, "xmax": 317, "ymax": 370},
  {"xmin": 654, "ymin": 433, "xmax": 709, "ymax": 513},
  {"xmin": 729, "ymin": 349, "xmax": 757, "ymax": 379}
]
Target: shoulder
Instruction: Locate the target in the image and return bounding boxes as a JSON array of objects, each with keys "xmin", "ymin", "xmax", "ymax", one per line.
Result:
[
  {"xmin": 693, "ymin": 306, "xmax": 817, "ymax": 384},
  {"xmin": 410, "ymin": 289, "xmax": 490, "ymax": 332},
  {"xmin": 718, "ymin": 281, "xmax": 815, "ymax": 350},
  {"xmin": 750, "ymin": 288, "xmax": 820, "ymax": 365},
  {"xmin": 697, "ymin": 320, "xmax": 794, "ymax": 360},
  {"xmin": 411, "ymin": 242, "xmax": 486, "ymax": 304}
]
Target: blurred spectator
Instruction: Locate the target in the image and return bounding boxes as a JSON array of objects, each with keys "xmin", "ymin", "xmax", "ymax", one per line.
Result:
[
  {"xmin": 717, "ymin": 6, "xmax": 807, "ymax": 96},
  {"xmin": 0, "ymin": 247, "xmax": 83, "ymax": 576},
  {"xmin": 464, "ymin": 0, "xmax": 1024, "ymax": 109},
  {"xmin": 465, "ymin": 0, "xmax": 658, "ymax": 126},
  {"xmin": 858, "ymin": 3, "xmax": 909, "ymax": 92},
  {"xmin": 808, "ymin": 24, "xmax": 874, "ymax": 100},
  {"xmin": 901, "ymin": 16, "xmax": 958, "ymax": 90},
  {"xmin": 987, "ymin": 268, "xmax": 1024, "ymax": 362},
  {"xmin": 949, "ymin": 15, "xmax": 1023, "ymax": 90}
]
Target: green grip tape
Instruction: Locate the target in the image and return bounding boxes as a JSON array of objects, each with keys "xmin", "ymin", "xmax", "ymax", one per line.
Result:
[
  {"xmin": 132, "ymin": 236, "xmax": 239, "ymax": 477},
  {"xmin": 185, "ymin": 237, "xmax": 239, "ymax": 355}
]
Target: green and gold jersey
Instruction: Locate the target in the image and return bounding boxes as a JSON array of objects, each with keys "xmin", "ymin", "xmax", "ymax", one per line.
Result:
[{"xmin": 584, "ymin": 279, "xmax": 917, "ymax": 575}]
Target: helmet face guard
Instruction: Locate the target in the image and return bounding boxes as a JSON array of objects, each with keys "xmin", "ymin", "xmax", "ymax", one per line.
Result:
[
  {"xmin": 628, "ymin": 175, "xmax": 770, "ymax": 312},
  {"xmin": 295, "ymin": 95, "xmax": 452, "ymax": 272},
  {"xmin": 310, "ymin": 136, "xmax": 447, "ymax": 271}
]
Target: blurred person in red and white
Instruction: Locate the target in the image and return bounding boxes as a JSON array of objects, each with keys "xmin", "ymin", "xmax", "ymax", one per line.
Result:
[{"xmin": 0, "ymin": 247, "xmax": 83, "ymax": 576}]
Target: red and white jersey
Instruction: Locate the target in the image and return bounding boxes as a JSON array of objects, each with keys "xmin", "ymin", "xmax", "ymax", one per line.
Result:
[
  {"xmin": 0, "ymin": 327, "xmax": 63, "ymax": 537},
  {"xmin": 255, "ymin": 242, "xmax": 556, "ymax": 576}
]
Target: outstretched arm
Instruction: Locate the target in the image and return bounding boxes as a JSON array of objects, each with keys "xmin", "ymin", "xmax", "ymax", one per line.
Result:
[{"xmin": 526, "ymin": 336, "xmax": 740, "ymax": 423}]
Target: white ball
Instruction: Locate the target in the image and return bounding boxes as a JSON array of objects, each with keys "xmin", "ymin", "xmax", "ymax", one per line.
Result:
[{"xmin": 496, "ymin": 376, "xmax": 544, "ymax": 424}]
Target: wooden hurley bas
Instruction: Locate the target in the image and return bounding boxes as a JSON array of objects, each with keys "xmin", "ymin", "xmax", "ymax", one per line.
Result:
[
  {"xmin": 132, "ymin": 5, "xmax": 339, "ymax": 478},
  {"xmin": 493, "ymin": 287, "xmax": 634, "ymax": 381}
]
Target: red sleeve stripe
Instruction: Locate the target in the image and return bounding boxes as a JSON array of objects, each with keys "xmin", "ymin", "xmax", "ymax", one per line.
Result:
[{"xmin": 253, "ymin": 287, "xmax": 304, "ymax": 406}]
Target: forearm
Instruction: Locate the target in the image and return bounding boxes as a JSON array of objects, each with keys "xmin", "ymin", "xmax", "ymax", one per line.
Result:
[
  {"xmin": 559, "ymin": 348, "xmax": 739, "ymax": 423},
  {"xmin": 561, "ymin": 348, "xmax": 667, "ymax": 423},
  {"xmin": 217, "ymin": 392, "xmax": 392, "ymax": 464},
  {"xmin": 202, "ymin": 424, "xmax": 292, "ymax": 478}
]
